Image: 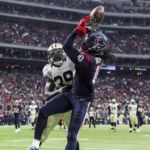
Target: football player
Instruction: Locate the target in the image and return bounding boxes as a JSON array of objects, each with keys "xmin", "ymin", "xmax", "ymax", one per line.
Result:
[
  {"xmin": 136, "ymin": 101, "xmax": 144, "ymax": 132},
  {"xmin": 28, "ymin": 15, "xmax": 112, "ymax": 150},
  {"xmin": 28, "ymin": 43, "xmax": 80, "ymax": 149},
  {"xmin": 128, "ymin": 99, "xmax": 138, "ymax": 132},
  {"xmin": 108, "ymin": 99, "xmax": 119, "ymax": 131},
  {"xmin": 40, "ymin": 43, "xmax": 75, "ymax": 144},
  {"xmin": 13, "ymin": 100, "xmax": 22, "ymax": 133},
  {"xmin": 88, "ymin": 107, "xmax": 96, "ymax": 128},
  {"xmin": 29, "ymin": 101, "xmax": 37, "ymax": 129}
]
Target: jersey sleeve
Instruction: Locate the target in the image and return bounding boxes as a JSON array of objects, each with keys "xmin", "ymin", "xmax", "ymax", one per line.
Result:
[
  {"xmin": 67, "ymin": 57, "xmax": 75, "ymax": 71},
  {"xmin": 108, "ymin": 105, "xmax": 111, "ymax": 115},
  {"xmin": 117, "ymin": 104, "xmax": 120, "ymax": 110},
  {"xmin": 42, "ymin": 64, "xmax": 52, "ymax": 79},
  {"xmin": 63, "ymin": 31, "xmax": 92, "ymax": 69}
]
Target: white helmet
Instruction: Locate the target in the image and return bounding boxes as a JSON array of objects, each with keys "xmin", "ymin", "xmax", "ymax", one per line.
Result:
[
  {"xmin": 112, "ymin": 98, "xmax": 116, "ymax": 103},
  {"xmin": 47, "ymin": 43, "xmax": 66, "ymax": 67},
  {"xmin": 131, "ymin": 99, "xmax": 135, "ymax": 104},
  {"xmin": 31, "ymin": 101, "xmax": 35, "ymax": 105},
  {"xmin": 90, "ymin": 107, "xmax": 93, "ymax": 110}
]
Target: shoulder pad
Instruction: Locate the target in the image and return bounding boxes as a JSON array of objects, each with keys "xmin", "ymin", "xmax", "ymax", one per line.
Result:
[
  {"xmin": 42, "ymin": 64, "xmax": 52, "ymax": 78},
  {"xmin": 66, "ymin": 57, "xmax": 75, "ymax": 68}
]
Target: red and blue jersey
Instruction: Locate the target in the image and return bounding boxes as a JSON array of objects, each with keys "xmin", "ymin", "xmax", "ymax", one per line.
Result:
[{"xmin": 63, "ymin": 31, "xmax": 101, "ymax": 99}]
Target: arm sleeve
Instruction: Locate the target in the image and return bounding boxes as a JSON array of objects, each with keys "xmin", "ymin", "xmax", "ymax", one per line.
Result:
[
  {"xmin": 63, "ymin": 30, "xmax": 92, "ymax": 69},
  {"xmin": 44, "ymin": 80, "xmax": 60, "ymax": 97},
  {"xmin": 108, "ymin": 106, "xmax": 111, "ymax": 115},
  {"xmin": 137, "ymin": 105, "xmax": 139, "ymax": 112}
]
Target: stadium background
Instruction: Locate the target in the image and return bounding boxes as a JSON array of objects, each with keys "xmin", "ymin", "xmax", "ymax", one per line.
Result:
[{"xmin": 0, "ymin": 0, "xmax": 150, "ymax": 126}]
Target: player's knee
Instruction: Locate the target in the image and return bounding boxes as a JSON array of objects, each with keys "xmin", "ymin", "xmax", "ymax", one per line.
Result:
[
  {"xmin": 74, "ymin": 111, "xmax": 83, "ymax": 120},
  {"xmin": 39, "ymin": 107, "xmax": 48, "ymax": 118},
  {"xmin": 67, "ymin": 131, "xmax": 77, "ymax": 141}
]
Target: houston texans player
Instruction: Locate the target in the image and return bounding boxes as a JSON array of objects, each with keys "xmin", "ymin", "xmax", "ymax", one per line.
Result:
[
  {"xmin": 28, "ymin": 15, "xmax": 112, "ymax": 150},
  {"xmin": 136, "ymin": 101, "xmax": 144, "ymax": 132},
  {"xmin": 13, "ymin": 100, "xmax": 22, "ymax": 133}
]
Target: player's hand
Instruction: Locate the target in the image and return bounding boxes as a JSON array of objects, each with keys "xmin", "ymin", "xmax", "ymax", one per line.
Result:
[
  {"xmin": 78, "ymin": 16, "xmax": 91, "ymax": 27},
  {"xmin": 75, "ymin": 16, "xmax": 97, "ymax": 36},
  {"xmin": 59, "ymin": 85, "xmax": 72, "ymax": 93},
  {"xmin": 79, "ymin": 16, "xmax": 97, "ymax": 30},
  {"xmin": 75, "ymin": 26, "xmax": 88, "ymax": 37}
]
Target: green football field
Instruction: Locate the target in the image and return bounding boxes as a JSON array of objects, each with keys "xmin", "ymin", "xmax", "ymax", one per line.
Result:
[{"xmin": 0, "ymin": 125, "xmax": 150, "ymax": 150}]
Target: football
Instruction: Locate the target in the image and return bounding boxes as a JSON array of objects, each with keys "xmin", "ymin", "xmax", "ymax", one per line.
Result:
[{"xmin": 90, "ymin": 6, "xmax": 104, "ymax": 24}]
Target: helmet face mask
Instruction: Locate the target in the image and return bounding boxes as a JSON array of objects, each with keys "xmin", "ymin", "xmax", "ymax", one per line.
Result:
[
  {"xmin": 112, "ymin": 99, "xmax": 116, "ymax": 104},
  {"xmin": 131, "ymin": 99, "xmax": 135, "ymax": 104},
  {"xmin": 31, "ymin": 101, "xmax": 35, "ymax": 105},
  {"xmin": 87, "ymin": 40, "xmax": 106, "ymax": 56},
  {"xmin": 47, "ymin": 43, "xmax": 66, "ymax": 67},
  {"xmin": 82, "ymin": 31, "xmax": 112, "ymax": 59}
]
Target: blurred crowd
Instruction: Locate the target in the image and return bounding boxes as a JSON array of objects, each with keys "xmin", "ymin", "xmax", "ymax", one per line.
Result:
[
  {"xmin": 17, "ymin": 0, "xmax": 150, "ymax": 14},
  {"xmin": 0, "ymin": 21, "xmax": 68, "ymax": 47},
  {"xmin": 0, "ymin": 47, "xmax": 47, "ymax": 60},
  {"xmin": 0, "ymin": 3, "xmax": 75, "ymax": 21},
  {"xmin": 93, "ymin": 74, "xmax": 150, "ymax": 112},
  {"xmin": 0, "ymin": 67, "xmax": 45, "ymax": 125},
  {"xmin": 105, "ymin": 30, "xmax": 150, "ymax": 54},
  {"xmin": 89, "ymin": 73, "xmax": 150, "ymax": 124},
  {"xmin": 0, "ymin": 2, "xmax": 149, "ymax": 27},
  {"xmin": 0, "ymin": 21, "xmax": 150, "ymax": 55},
  {"xmin": 0, "ymin": 67, "xmax": 150, "ymax": 125}
]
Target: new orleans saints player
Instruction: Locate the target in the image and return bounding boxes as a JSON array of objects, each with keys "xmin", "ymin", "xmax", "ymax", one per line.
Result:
[
  {"xmin": 88, "ymin": 107, "xmax": 96, "ymax": 128},
  {"xmin": 29, "ymin": 101, "xmax": 37, "ymax": 129},
  {"xmin": 128, "ymin": 99, "xmax": 138, "ymax": 132},
  {"xmin": 34, "ymin": 43, "xmax": 80, "ymax": 150},
  {"xmin": 108, "ymin": 99, "xmax": 119, "ymax": 131}
]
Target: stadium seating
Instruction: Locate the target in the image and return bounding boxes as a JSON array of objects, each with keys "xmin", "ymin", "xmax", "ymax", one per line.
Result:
[
  {"xmin": 0, "ymin": 67, "xmax": 149, "ymax": 125},
  {"xmin": 0, "ymin": 0, "xmax": 149, "ymax": 125},
  {"xmin": 15, "ymin": 0, "xmax": 150, "ymax": 13},
  {"xmin": 0, "ymin": 21, "xmax": 149, "ymax": 54}
]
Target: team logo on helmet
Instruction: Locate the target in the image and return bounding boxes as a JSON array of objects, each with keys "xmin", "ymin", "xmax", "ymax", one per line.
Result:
[
  {"xmin": 95, "ymin": 38, "xmax": 101, "ymax": 45},
  {"xmin": 82, "ymin": 31, "xmax": 112, "ymax": 59},
  {"xmin": 47, "ymin": 43, "xmax": 66, "ymax": 67}
]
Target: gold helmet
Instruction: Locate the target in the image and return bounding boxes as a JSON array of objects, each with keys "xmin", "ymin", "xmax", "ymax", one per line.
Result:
[
  {"xmin": 131, "ymin": 99, "xmax": 135, "ymax": 104},
  {"xmin": 112, "ymin": 98, "xmax": 116, "ymax": 104},
  {"xmin": 47, "ymin": 43, "xmax": 66, "ymax": 67}
]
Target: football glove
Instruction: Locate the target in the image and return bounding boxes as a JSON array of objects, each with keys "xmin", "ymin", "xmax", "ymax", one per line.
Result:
[
  {"xmin": 75, "ymin": 16, "xmax": 97, "ymax": 36},
  {"xmin": 75, "ymin": 26, "xmax": 88, "ymax": 37}
]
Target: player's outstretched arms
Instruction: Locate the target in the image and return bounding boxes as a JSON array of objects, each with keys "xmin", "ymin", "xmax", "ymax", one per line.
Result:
[
  {"xmin": 63, "ymin": 16, "xmax": 94, "ymax": 64},
  {"xmin": 63, "ymin": 31, "xmax": 79, "ymax": 64}
]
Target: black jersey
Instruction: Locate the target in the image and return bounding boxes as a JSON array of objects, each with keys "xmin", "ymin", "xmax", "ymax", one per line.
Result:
[
  {"xmin": 63, "ymin": 31, "xmax": 101, "ymax": 99},
  {"xmin": 13, "ymin": 105, "xmax": 22, "ymax": 117},
  {"xmin": 137, "ymin": 104, "xmax": 143, "ymax": 117}
]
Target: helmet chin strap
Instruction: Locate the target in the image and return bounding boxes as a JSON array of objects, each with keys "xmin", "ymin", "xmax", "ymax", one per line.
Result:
[
  {"xmin": 87, "ymin": 45, "xmax": 105, "ymax": 57},
  {"xmin": 52, "ymin": 60, "xmax": 64, "ymax": 67},
  {"xmin": 49, "ymin": 53, "xmax": 66, "ymax": 67}
]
